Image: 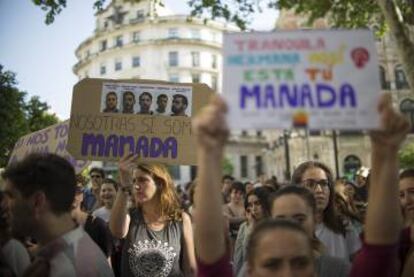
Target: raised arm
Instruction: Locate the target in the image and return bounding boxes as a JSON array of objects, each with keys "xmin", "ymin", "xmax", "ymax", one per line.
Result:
[
  {"xmin": 366, "ymin": 94, "xmax": 410, "ymax": 244},
  {"xmin": 109, "ymin": 154, "xmax": 136, "ymax": 238},
  {"xmin": 192, "ymin": 96, "xmax": 229, "ymax": 264},
  {"xmin": 181, "ymin": 212, "xmax": 197, "ymax": 276},
  {"xmin": 350, "ymin": 94, "xmax": 410, "ymax": 277}
]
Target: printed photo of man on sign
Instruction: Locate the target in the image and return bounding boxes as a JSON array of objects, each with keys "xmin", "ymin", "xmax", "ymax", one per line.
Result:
[
  {"xmin": 223, "ymin": 29, "xmax": 382, "ymax": 130},
  {"xmin": 69, "ymin": 79, "xmax": 210, "ymax": 164},
  {"xmin": 100, "ymin": 83, "xmax": 193, "ymax": 117}
]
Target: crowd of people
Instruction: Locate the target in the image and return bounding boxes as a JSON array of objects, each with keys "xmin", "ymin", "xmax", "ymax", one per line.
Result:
[{"xmin": 0, "ymin": 93, "xmax": 413, "ymax": 276}]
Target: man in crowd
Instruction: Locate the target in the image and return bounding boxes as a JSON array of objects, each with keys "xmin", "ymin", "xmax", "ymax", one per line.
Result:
[
  {"xmin": 103, "ymin": 91, "xmax": 119, "ymax": 113},
  {"xmin": 83, "ymin": 167, "xmax": 105, "ymax": 212},
  {"xmin": 122, "ymin": 91, "xmax": 135, "ymax": 114},
  {"xmin": 1, "ymin": 153, "xmax": 113, "ymax": 276},
  {"xmin": 137, "ymin": 91, "xmax": 153, "ymax": 115},
  {"xmin": 155, "ymin": 94, "xmax": 168, "ymax": 115},
  {"xmin": 399, "ymin": 168, "xmax": 414, "ymax": 226},
  {"xmin": 171, "ymin": 94, "xmax": 188, "ymax": 116},
  {"xmin": 222, "ymin": 174, "xmax": 234, "ymax": 203}
]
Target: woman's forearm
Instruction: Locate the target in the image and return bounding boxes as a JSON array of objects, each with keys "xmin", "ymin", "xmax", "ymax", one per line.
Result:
[{"xmin": 109, "ymin": 190, "xmax": 130, "ymax": 238}]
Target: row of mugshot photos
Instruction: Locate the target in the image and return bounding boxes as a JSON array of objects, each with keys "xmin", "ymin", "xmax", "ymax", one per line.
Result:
[{"xmin": 101, "ymin": 90, "xmax": 192, "ymax": 117}]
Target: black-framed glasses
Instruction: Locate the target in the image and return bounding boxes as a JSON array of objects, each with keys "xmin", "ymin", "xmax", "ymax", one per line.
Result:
[
  {"xmin": 301, "ymin": 179, "xmax": 330, "ymax": 190},
  {"xmin": 90, "ymin": 175, "xmax": 102, "ymax": 179}
]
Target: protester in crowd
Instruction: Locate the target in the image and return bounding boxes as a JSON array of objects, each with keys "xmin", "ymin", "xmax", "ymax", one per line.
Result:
[
  {"xmin": 343, "ymin": 180, "xmax": 357, "ymax": 200},
  {"xmin": 176, "ymin": 185, "xmax": 191, "ymax": 212},
  {"xmin": 187, "ymin": 181, "xmax": 197, "ymax": 218},
  {"xmin": 222, "ymin": 175, "xmax": 234, "ymax": 203},
  {"xmin": 350, "ymin": 93, "xmax": 410, "ymax": 276},
  {"xmin": 93, "ymin": 178, "xmax": 118, "ymax": 223},
  {"xmin": 335, "ymin": 179, "xmax": 363, "ymax": 234},
  {"xmin": 192, "ymin": 96, "xmax": 316, "ymax": 277},
  {"xmin": 244, "ymin": 182, "xmax": 254, "ymax": 195},
  {"xmin": 222, "ymin": 181, "xmax": 246, "ymax": 247},
  {"xmin": 397, "ymin": 168, "xmax": 414, "ymax": 275},
  {"xmin": 354, "ymin": 166, "xmax": 370, "ymax": 203},
  {"xmin": 291, "ymin": 161, "xmax": 361, "ymax": 260},
  {"xmin": 192, "ymin": 93, "xmax": 411, "ymax": 277},
  {"xmin": 91, "ymin": 178, "xmax": 123, "ymax": 277},
  {"xmin": 264, "ymin": 178, "xmax": 279, "ymax": 191},
  {"xmin": 252, "ymin": 174, "xmax": 266, "ymax": 188},
  {"xmin": 83, "ymin": 167, "xmax": 105, "ymax": 212},
  {"xmin": 399, "ymin": 168, "xmax": 414, "ymax": 227},
  {"xmin": 233, "ymin": 187, "xmax": 272, "ymax": 276},
  {"xmin": 270, "ymin": 186, "xmax": 350, "ymax": 277},
  {"xmin": 1, "ymin": 153, "xmax": 113, "ymax": 276},
  {"xmin": 110, "ymin": 159, "xmax": 197, "ymax": 276},
  {"xmin": 71, "ymin": 178, "xmax": 112, "ymax": 258},
  {"xmin": 0, "ymin": 191, "xmax": 31, "ymax": 277}
]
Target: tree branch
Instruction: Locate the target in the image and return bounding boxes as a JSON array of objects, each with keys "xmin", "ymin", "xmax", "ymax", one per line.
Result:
[{"xmin": 377, "ymin": 0, "xmax": 414, "ymax": 94}]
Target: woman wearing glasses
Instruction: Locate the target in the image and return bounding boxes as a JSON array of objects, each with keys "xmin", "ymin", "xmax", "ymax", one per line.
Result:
[{"xmin": 292, "ymin": 162, "xmax": 361, "ymax": 260}]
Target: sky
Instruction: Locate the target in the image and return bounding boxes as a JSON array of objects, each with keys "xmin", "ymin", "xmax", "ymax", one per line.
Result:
[{"xmin": 0, "ymin": 0, "xmax": 278, "ymax": 119}]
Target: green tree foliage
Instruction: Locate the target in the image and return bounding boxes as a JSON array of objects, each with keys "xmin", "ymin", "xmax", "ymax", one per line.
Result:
[
  {"xmin": 0, "ymin": 66, "xmax": 29, "ymax": 167},
  {"xmin": 189, "ymin": 0, "xmax": 414, "ymax": 93},
  {"xmin": 25, "ymin": 96, "xmax": 59, "ymax": 132},
  {"xmin": 32, "ymin": 0, "xmax": 149, "ymax": 24},
  {"xmin": 399, "ymin": 140, "xmax": 414, "ymax": 169},
  {"xmin": 188, "ymin": 0, "xmax": 413, "ymax": 30},
  {"xmin": 222, "ymin": 157, "xmax": 234, "ymax": 175},
  {"xmin": 0, "ymin": 65, "xmax": 59, "ymax": 167},
  {"xmin": 32, "ymin": 0, "xmax": 414, "ymax": 93}
]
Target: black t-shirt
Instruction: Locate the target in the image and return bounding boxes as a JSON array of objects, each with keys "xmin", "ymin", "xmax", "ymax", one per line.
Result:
[{"xmin": 84, "ymin": 214, "xmax": 113, "ymax": 257}]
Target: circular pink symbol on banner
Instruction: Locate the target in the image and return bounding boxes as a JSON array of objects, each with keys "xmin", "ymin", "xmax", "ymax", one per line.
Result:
[{"xmin": 351, "ymin": 48, "xmax": 370, "ymax": 69}]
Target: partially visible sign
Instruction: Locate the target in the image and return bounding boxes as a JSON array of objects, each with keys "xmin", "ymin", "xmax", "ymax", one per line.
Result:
[
  {"xmin": 223, "ymin": 29, "xmax": 381, "ymax": 130},
  {"xmin": 67, "ymin": 78, "xmax": 213, "ymax": 164},
  {"xmin": 8, "ymin": 120, "xmax": 90, "ymax": 173}
]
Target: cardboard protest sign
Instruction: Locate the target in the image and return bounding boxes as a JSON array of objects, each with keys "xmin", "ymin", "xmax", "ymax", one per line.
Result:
[
  {"xmin": 67, "ymin": 78, "xmax": 213, "ymax": 165},
  {"xmin": 223, "ymin": 29, "xmax": 381, "ymax": 130},
  {"xmin": 8, "ymin": 120, "xmax": 90, "ymax": 173}
]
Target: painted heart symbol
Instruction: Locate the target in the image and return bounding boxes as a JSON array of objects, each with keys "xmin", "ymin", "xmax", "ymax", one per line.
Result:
[{"xmin": 351, "ymin": 48, "xmax": 370, "ymax": 69}]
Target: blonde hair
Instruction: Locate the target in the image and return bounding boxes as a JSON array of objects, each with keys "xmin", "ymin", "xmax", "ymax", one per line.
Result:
[{"xmin": 136, "ymin": 163, "xmax": 182, "ymax": 221}]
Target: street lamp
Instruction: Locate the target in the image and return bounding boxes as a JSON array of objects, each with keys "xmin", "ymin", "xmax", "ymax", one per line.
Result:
[
  {"xmin": 283, "ymin": 130, "xmax": 291, "ymax": 180},
  {"xmin": 332, "ymin": 130, "xmax": 340, "ymax": 179}
]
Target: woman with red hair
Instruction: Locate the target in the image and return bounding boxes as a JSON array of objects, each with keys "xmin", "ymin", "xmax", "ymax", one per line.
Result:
[{"xmin": 110, "ymin": 161, "xmax": 196, "ymax": 277}]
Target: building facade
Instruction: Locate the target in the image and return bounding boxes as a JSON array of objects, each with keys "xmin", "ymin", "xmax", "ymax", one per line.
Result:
[{"xmin": 73, "ymin": 0, "xmax": 269, "ymax": 183}]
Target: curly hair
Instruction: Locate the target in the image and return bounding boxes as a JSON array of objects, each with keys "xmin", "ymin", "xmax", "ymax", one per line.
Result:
[
  {"xmin": 245, "ymin": 186, "xmax": 274, "ymax": 217},
  {"xmin": 291, "ymin": 161, "xmax": 346, "ymax": 235},
  {"xmin": 136, "ymin": 163, "xmax": 182, "ymax": 221}
]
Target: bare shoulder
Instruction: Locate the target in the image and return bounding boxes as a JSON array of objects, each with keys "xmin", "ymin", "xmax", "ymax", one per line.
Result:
[{"xmin": 182, "ymin": 211, "xmax": 192, "ymax": 226}]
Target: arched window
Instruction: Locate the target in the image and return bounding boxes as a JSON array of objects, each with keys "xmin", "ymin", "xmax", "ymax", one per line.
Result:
[
  {"xmin": 379, "ymin": 66, "xmax": 389, "ymax": 89},
  {"xmin": 400, "ymin": 98, "xmax": 414, "ymax": 133},
  {"xmin": 395, "ymin": 64, "xmax": 410, "ymax": 89},
  {"xmin": 343, "ymin": 155, "xmax": 362, "ymax": 178}
]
